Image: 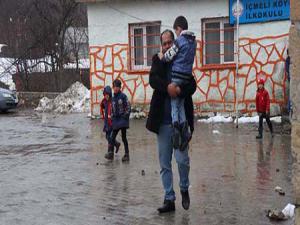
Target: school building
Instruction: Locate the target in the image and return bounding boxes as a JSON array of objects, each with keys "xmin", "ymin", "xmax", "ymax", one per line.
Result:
[{"xmin": 77, "ymin": 0, "xmax": 290, "ymax": 116}]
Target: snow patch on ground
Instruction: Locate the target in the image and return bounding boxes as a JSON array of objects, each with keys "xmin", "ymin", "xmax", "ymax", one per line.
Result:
[
  {"xmin": 212, "ymin": 130, "xmax": 220, "ymax": 134},
  {"xmin": 130, "ymin": 111, "xmax": 146, "ymax": 119},
  {"xmin": 235, "ymin": 116, "xmax": 260, "ymax": 124},
  {"xmin": 198, "ymin": 115, "xmax": 282, "ymax": 124},
  {"xmin": 198, "ymin": 115, "xmax": 233, "ymax": 123},
  {"xmin": 35, "ymin": 82, "xmax": 90, "ymax": 113}
]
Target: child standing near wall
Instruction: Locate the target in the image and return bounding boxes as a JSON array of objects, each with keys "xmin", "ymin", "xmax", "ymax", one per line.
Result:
[
  {"xmin": 256, "ymin": 78, "xmax": 274, "ymax": 139},
  {"xmin": 100, "ymin": 86, "xmax": 121, "ymax": 154},
  {"xmin": 158, "ymin": 16, "xmax": 196, "ymax": 150},
  {"xmin": 104, "ymin": 79, "xmax": 131, "ymax": 161}
]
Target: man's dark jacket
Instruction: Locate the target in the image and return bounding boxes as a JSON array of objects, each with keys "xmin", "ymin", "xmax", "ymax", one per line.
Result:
[{"xmin": 146, "ymin": 54, "xmax": 196, "ymax": 134}]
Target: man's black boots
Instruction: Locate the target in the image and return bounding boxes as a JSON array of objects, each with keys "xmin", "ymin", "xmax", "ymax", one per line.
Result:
[
  {"xmin": 181, "ymin": 190, "xmax": 190, "ymax": 210},
  {"xmin": 157, "ymin": 200, "xmax": 175, "ymax": 213}
]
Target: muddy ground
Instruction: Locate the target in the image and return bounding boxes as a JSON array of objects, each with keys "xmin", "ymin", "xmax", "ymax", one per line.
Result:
[{"xmin": 0, "ymin": 110, "xmax": 294, "ymax": 225}]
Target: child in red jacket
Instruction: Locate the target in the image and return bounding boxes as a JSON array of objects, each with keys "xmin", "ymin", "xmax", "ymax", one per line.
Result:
[
  {"xmin": 100, "ymin": 86, "xmax": 120, "ymax": 153},
  {"xmin": 256, "ymin": 79, "xmax": 274, "ymax": 139}
]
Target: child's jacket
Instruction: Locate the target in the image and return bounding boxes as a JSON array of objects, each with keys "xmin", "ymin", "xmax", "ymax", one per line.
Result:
[
  {"xmin": 163, "ymin": 30, "xmax": 196, "ymax": 79},
  {"xmin": 112, "ymin": 91, "xmax": 131, "ymax": 130},
  {"xmin": 100, "ymin": 98, "xmax": 113, "ymax": 132},
  {"xmin": 256, "ymin": 88, "xmax": 270, "ymax": 113}
]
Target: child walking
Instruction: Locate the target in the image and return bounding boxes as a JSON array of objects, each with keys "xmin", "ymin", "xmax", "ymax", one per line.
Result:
[
  {"xmin": 100, "ymin": 86, "xmax": 121, "ymax": 153},
  {"xmin": 256, "ymin": 78, "xmax": 274, "ymax": 139},
  {"xmin": 158, "ymin": 16, "xmax": 196, "ymax": 150},
  {"xmin": 104, "ymin": 79, "xmax": 131, "ymax": 161}
]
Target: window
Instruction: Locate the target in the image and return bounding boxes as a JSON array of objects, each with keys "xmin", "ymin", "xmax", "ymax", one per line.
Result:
[
  {"xmin": 202, "ymin": 18, "xmax": 235, "ymax": 65},
  {"xmin": 129, "ymin": 22, "xmax": 161, "ymax": 70}
]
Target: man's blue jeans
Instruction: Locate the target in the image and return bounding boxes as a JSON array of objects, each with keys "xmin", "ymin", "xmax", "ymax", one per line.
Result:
[{"xmin": 157, "ymin": 124, "xmax": 190, "ymax": 201}]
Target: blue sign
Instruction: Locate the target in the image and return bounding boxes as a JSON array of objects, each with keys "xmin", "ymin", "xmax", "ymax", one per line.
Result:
[{"xmin": 229, "ymin": 0, "xmax": 290, "ymax": 24}]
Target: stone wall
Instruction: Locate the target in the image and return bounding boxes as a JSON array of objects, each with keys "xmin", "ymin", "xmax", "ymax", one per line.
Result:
[
  {"xmin": 290, "ymin": 0, "xmax": 300, "ymax": 223},
  {"xmin": 13, "ymin": 69, "xmax": 90, "ymax": 93}
]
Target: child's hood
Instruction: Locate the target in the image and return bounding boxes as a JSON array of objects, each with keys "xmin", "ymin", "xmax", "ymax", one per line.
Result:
[
  {"xmin": 103, "ymin": 86, "xmax": 112, "ymax": 97},
  {"xmin": 181, "ymin": 30, "xmax": 196, "ymax": 41},
  {"xmin": 181, "ymin": 30, "xmax": 195, "ymax": 37}
]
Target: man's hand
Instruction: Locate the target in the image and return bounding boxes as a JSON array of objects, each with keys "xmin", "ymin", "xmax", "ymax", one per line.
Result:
[
  {"xmin": 168, "ymin": 83, "xmax": 179, "ymax": 98},
  {"xmin": 158, "ymin": 52, "xmax": 164, "ymax": 60}
]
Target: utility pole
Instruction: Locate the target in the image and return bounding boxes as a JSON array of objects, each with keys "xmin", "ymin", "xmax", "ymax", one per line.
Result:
[{"xmin": 234, "ymin": 0, "xmax": 241, "ymax": 128}]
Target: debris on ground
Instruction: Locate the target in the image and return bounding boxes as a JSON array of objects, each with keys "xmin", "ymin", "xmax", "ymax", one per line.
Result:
[
  {"xmin": 282, "ymin": 204, "xmax": 295, "ymax": 218},
  {"xmin": 35, "ymin": 82, "xmax": 90, "ymax": 113},
  {"xmin": 267, "ymin": 204, "xmax": 295, "ymax": 221},
  {"xmin": 267, "ymin": 209, "xmax": 287, "ymax": 220},
  {"xmin": 212, "ymin": 130, "xmax": 220, "ymax": 134},
  {"xmin": 274, "ymin": 186, "xmax": 282, "ymax": 192},
  {"xmin": 274, "ymin": 186, "xmax": 285, "ymax": 195},
  {"xmin": 276, "ymin": 168, "xmax": 280, "ymax": 172},
  {"xmin": 141, "ymin": 170, "xmax": 145, "ymax": 176}
]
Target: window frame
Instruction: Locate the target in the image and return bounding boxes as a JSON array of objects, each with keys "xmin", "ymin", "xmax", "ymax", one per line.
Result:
[
  {"xmin": 202, "ymin": 17, "xmax": 236, "ymax": 67},
  {"xmin": 128, "ymin": 21, "xmax": 161, "ymax": 71}
]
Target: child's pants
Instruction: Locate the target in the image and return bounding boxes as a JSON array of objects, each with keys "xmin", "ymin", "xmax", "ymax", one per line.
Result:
[
  {"xmin": 171, "ymin": 97, "xmax": 186, "ymax": 124},
  {"xmin": 258, "ymin": 113, "xmax": 273, "ymax": 136},
  {"xmin": 171, "ymin": 75, "xmax": 189, "ymax": 124},
  {"xmin": 109, "ymin": 128, "xmax": 129, "ymax": 154},
  {"xmin": 106, "ymin": 130, "xmax": 120, "ymax": 148}
]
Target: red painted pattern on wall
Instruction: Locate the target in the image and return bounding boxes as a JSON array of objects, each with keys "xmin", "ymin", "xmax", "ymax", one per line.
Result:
[{"xmin": 89, "ymin": 34, "xmax": 288, "ymax": 115}]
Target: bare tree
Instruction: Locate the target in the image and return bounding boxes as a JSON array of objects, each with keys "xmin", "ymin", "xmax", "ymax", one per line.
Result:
[
  {"xmin": 65, "ymin": 26, "xmax": 88, "ymax": 70},
  {"xmin": 0, "ymin": 0, "xmax": 88, "ymax": 91}
]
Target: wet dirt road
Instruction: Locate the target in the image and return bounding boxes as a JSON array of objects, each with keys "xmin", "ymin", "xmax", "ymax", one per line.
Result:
[{"xmin": 0, "ymin": 111, "xmax": 294, "ymax": 225}]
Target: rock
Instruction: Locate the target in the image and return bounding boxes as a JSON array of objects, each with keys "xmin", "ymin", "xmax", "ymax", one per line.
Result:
[
  {"xmin": 96, "ymin": 163, "xmax": 99, "ymax": 165},
  {"xmin": 276, "ymin": 168, "xmax": 280, "ymax": 172},
  {"xmin": 274, "ymin": 186, "xmax": 283, "ymax": 192},
  {"xmin": 274, "ymin": 186, "xmax": 285, "ymax": 195},
  {"xmin": 267, "ymin": 209, "xmax": 287, "ymax": 221}
]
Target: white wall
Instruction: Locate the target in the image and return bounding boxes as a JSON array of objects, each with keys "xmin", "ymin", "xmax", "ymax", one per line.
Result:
[
  {"xmin": 88, "ymin": 0, "xmax": 227, "ymax": 45},
  {"xmin": 88, "ymin": 0, "xmax": 290, "ymax": 46}
]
